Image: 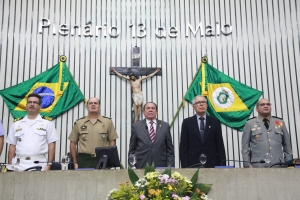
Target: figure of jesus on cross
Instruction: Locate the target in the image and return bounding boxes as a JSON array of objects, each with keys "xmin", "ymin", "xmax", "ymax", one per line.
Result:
[{"xmin": 111, "ymin": 68, "xmax": 160, "ymax": 122}]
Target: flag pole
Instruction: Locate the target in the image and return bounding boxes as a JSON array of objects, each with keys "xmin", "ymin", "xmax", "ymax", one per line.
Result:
[{"xmin": 170, "ymin": 56, "xmax": 208, "ymax": 128}]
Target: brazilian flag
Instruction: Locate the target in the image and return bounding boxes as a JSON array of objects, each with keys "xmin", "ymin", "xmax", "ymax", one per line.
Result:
[
  {"xmin": 185, "ymin": 56, "xmax": 263, "ymax": 131},
  {"xmin": 0, "ymin": 56, "xmax": 85, "ymax": 119}
]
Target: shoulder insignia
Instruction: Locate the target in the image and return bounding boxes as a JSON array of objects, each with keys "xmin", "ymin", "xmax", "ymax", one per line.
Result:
[
  {"xmin": 42, "ymin": 116, "xmax": 53, "ymax": 121},
  {"xmin": 247, "ymin": 116, "xmax": 256, "ymax": 121},
  {"xmin": 76, "ymin": 116, "xmax": 86, "ymax": 121},
  {"xmin": 78, "ymin": 116, "xmax": 86, "ymax": 120},
  {"xmin": 13, "ymin": 117, "xmax": 24, "ymax": 122},
  {"xmin": 103, "ymin": 116, "xmax": 112, "ymax": 120},
  {"xmin": 74, "ymin": 116, "xmax": 87, "ymax": 125},
  {"xmin": 272, "ymin": 116, "xmax": 283, "ymax": 120}
]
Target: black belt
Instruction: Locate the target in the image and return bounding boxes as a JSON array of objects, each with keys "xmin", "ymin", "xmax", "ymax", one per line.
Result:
[{"xmin": 78, "ymin": 153, "xmax": 96, "ymax": 157}]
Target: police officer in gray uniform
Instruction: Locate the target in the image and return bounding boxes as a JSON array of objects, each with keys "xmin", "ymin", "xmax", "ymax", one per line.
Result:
[{"xmin": 242, "ymin": 98, "xmax": 293, "ymax": 168}]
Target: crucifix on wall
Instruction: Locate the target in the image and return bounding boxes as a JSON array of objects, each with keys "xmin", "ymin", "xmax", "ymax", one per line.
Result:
[{"xmin": 110, "ymin": 46, "xmax": 162, "ymax": 122}]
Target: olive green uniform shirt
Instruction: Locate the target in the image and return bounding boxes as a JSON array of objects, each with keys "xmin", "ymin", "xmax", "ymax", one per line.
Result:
[{"xmin": 68, "ymin": 115, "xmax": 118, "ymax": 154}]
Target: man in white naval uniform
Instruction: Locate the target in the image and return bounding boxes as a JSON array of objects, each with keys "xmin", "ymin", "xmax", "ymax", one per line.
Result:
[{"xmin": 6, "ymin": 93, "xmax": 59, "ymax": 171}]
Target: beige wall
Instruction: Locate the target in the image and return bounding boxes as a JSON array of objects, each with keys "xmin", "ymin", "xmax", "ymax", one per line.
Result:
[{"xmin": 0, "ymin": 168, "xmax": 299, "ymax": 200}]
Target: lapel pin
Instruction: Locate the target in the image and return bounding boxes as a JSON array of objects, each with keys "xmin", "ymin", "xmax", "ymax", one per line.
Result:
[{"xmin": 209, "ymin": 126, "xmax": 211, "ymax": 128}]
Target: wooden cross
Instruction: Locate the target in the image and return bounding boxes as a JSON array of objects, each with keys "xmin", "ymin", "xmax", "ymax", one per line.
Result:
[
  {"xmin": 110, "ymin": 46, "xmax": 162, "ymax": 123},
  {"xmin": 110, "ymin": 46, "xmax": 162, "ymax": 76}
]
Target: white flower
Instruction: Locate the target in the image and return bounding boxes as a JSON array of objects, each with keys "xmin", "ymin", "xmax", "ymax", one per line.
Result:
[
  {"xmin": 200, "ymin": 194, "xmax": 211, "ymax": 200},
  {"xmin": 135, "ymin": 182, "xmax": 141, "ymax": 187},
  {"xmin": 106, "ymin": 189, "xmax": 117, "ymax": 199}
]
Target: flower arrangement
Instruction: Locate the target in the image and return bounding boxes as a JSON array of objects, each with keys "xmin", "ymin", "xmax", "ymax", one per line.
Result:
[{"xmin": 107, "ymin": 164, "xmax": 212, "ymax": 200}]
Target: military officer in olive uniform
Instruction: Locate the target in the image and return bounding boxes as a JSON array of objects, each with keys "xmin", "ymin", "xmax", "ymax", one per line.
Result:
[
  {"xmin": 242, "ymin": 98, "xmax": 293, "ymax": 168},
  {"xmin": 68, "ymin": 97, "xmax": 118, "ymax": 169}
]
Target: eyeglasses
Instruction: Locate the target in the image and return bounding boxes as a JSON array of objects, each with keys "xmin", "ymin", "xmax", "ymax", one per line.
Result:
[
  {"xmin": 194, "ymin": 101, "xmax": 207, "ymax": 105},
  {"xmin": 88, "ymin": 102, "xmax": 99, "ymax": 105},
  {"xmin": 259, "ymin": 103, "xmax": 271, "ymax": 106},
  {"xmin": 27, "ymin": 101, "xmax": 40, "ymax": 105}
]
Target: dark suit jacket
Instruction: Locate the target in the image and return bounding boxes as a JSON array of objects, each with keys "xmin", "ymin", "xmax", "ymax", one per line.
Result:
[
  {"xmin": 128, "ymin": 119, "xmax": 175, "ymax": 168},
  {"xmin": 179, "ymin": 115, "xmax": 226, "ymax": 168}
]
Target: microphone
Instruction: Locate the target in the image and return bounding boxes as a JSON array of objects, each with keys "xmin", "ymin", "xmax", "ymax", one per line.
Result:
[
  {"xmin": 224, "ymin": 159, "xmax": 266, "ymax": 163},
  {"xmin": 33, "ymin": 161, "xmax": 76, "ymax": 164},
  {"xmin": 270, "ymin": 158, "xmax": 300, "ymax": 168},
  {"xmin": 188, "ymin": 159, "xmax": 266, "ymax": 168},
  {"xmin": 33, "ymin": 161, "xmax": 76, "ymax": 170}
]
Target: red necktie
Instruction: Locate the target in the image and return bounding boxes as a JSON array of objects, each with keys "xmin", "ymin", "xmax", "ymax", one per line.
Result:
[{"xmin": 149, "ymin": 121, "xmax": 155, "ymax": 142}]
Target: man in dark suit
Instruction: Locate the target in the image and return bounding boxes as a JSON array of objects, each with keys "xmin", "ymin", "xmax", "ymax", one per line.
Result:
[
  {"xmin": 128, "ymin": 102, "xmax": 175, "ymax": 168},
  {"xmin": 179, "ymin": 95, "xmax": 226, "ymax": 168}
]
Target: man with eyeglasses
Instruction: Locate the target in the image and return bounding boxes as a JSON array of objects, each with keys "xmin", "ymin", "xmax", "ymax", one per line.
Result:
[
  {"xmin": 68, "ymin": 97, "xmax": 118, "ymax": 169},
  {"xmin": 179, "ymin": 95, "xmax": 226, "ymax": 168},
  {"xmin": 6, "ymin": 93, "xmax": 59, "ymax": 171},
  {"xmin": 242, "ymin": 98, "xmax": 293, "ymax": 168}
]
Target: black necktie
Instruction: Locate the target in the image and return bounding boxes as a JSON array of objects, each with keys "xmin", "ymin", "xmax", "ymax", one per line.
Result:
[
  {"xmin": 199, "ymin": 117, "xmax": 205, "ymax": 141},
  {"xmin": 263, "ymin": 118, "xmax": 269, "ymax": 130}
]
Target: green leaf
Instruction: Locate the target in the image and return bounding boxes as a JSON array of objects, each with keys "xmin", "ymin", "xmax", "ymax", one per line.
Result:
[
  {"xmin": 190, "ymin": 168, "xmax": 199, "ymax": 185},
  {"xmin": 190, "ymin": 194, "xmax": 199, "ymax": 200},
  {"xmin": 144, "ymin": 162, "xmax": 155, "ymax": 175},
  {"xmin": 161, "ymin": 165, "xmax": 171, "ymax": 176},
  {"xmin": 128, "ymin": 166, "xmax": 139, "ymax": 184},
  {"xmin": 193, "ymin": 183, "xmax": 213, "ymax": 194},
  {"xmin": 119, "ymin": 162, "xmax": 124, "ymax": 169}
]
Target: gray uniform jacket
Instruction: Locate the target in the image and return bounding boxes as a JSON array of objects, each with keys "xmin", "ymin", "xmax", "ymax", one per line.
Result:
[{"xmin": 242, "ymin": 116, "xmax": 293, "ymax": 168}]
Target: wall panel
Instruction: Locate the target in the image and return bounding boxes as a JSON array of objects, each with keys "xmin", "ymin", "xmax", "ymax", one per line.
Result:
[{"xmin": 0, "ymin": 0, "xmax": 299, "ymax": 168}]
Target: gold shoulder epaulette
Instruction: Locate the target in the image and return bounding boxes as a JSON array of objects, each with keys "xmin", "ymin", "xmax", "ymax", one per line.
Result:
[
  {"xmin": 13, "ymin": 117, "xmax": 24, "ymax": 122},
  {"xmin": 42, "ymin": 116, "xmax": 53, "ymax": 121}
]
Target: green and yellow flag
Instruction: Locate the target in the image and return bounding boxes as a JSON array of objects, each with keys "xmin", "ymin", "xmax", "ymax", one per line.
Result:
[
  {"xmin": 0, "ymin": 56, "xmax": 85, "ymax": 119},
  {"xmin": 185, "ymin": 57, "xmax": 263, "ymax": 131}
]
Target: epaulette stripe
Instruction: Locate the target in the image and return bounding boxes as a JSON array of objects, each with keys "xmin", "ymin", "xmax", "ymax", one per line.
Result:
[
  {"xmin": 76, "ymin": 116, "xmax": 86, "ymax": 121},
  {"xmin": 272, "ymin": 116, "xmax": 283, "ymax": 119},
  {"xmin": 42, "ymin": 116, "xmax": 53, "ymax": 121},
  {"xmin": 103, "ymin": 116, "xmax": 112, "ymax": 120},
  {"xmin": 13, "ymin": 117, "xmax": 24, "ymax": 122},
  {"xmin": 74, "ymin": 116, "xmax": 88, "ymax": 125}
]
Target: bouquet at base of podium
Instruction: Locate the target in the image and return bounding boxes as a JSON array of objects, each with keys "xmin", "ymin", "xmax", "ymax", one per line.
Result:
[{"xmin": 106, "ymin": 164, "xmax": 212, "ymax": 200}]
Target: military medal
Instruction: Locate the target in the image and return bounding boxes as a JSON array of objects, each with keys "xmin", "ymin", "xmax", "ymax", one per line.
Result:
[
  {"xmin": 255, "ymin": 134, "xmax": 260, "ymax": 142},
  {"xmin": 252, "ymin": 123, "xmax": 258, "ymax": 131},
  {"xmin": 81, "ymin": 125, "xmax": 87, "ymax": 131},
  {"xmin": 82, "ymin": 135, "xmax": 86, "ymax": 141}
]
